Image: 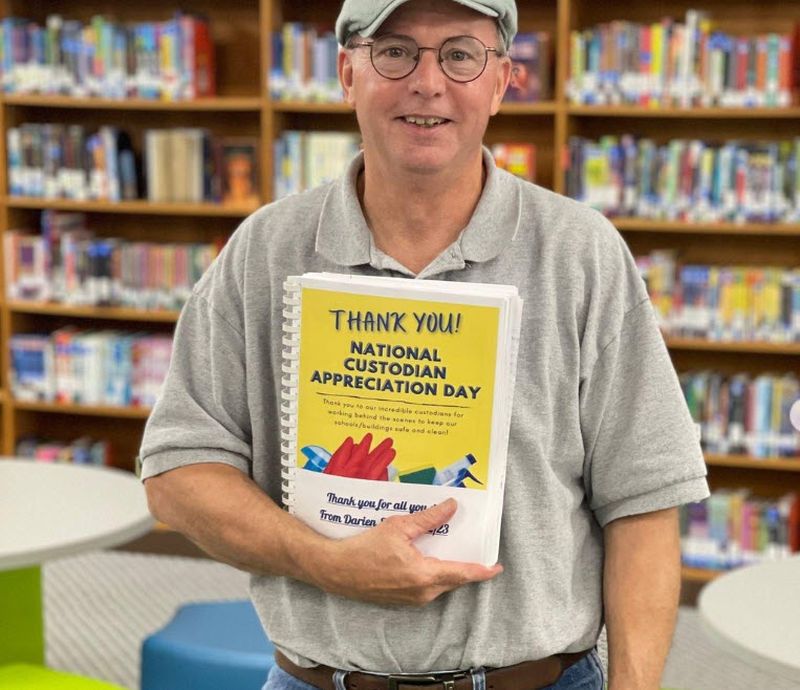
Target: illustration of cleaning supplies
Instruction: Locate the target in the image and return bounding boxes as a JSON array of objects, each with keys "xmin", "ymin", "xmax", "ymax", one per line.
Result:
[{"xmin": 433, "ymin": 454, "xmax": 482, "ymax": 488}]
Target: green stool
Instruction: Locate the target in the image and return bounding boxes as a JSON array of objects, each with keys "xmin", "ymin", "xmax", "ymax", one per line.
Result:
[
  {"xmin": 0, "ymin": 665, "xmax": 126, "ymax": 689},
  {"xmin": 0, "ymin": 568, "xmax": 44, "ymax": 665}
]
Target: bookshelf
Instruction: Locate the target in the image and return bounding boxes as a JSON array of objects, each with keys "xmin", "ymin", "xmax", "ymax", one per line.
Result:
[{"xmin": 1, "ymin": 0, "xmax": 798, "ymax": 579}]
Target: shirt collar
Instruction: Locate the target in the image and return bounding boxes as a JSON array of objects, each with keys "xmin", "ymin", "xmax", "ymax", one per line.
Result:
[{"xmin": 315, "ymin": 147, "xmax": 522, "ymax": 270}]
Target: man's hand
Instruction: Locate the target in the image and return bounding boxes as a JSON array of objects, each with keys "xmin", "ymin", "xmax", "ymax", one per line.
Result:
[{"xmin": 314, "ymin": 498, "xmax": 503, "ymax": 606}]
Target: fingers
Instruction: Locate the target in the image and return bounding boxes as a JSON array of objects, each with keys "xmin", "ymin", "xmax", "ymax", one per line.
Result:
[
  {"xmin": 400, "ymin": 498, "xmax": 458, "ymax": 539},
  {"xmin": 437, "ymin": 560, "xmax": 504, "ymax": 585}
]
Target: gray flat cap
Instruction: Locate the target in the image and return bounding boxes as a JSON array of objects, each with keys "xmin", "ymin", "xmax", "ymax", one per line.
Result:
[{"xmin": 335, "ymin": 0, "xmax": 518, "ymax": 52}]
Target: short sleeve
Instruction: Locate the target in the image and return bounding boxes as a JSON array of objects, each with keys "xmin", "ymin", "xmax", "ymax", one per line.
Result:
[
  {"xmin": 580, "ymin": 298, "xmax": 710, "ymax": 527},
  {"xmin": 139, "ymin": 292, "xmax": 253, "ymax": 479}
]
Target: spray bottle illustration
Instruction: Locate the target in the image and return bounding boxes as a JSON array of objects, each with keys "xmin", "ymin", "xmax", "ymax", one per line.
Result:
[{"xmin": 433, "ymin": 453, "xmax": 482, "ymax": 488}]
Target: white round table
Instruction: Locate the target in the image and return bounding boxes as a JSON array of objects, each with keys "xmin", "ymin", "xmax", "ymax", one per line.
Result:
[
  {"xmin": 0, "ymin": 458, "xmax": 153, "ymax": 569},
  {"xmin": 698, "ymin": 556, "xmax": 800, "ymax": 684},
  {"xmin": 0, "ymin": 458, "xmax": 154, "ymax": 665}
]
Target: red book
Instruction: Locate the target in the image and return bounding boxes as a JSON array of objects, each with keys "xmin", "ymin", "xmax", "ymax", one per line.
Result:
[
  {"xmin": 736, "ymin": 37, "xmax": 749, "ymax": 94},
  {"xmin": 789, "ymin": 495, "xmax": 800, "ymax": 552},
  {"xmin": 184, "ymin": 15, "xmax": 216, "ymax": 98}
]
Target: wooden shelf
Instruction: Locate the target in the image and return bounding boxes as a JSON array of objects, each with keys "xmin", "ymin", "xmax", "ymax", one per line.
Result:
[
  {"xmin": 2, "ymin": 94, "xmax": 263, "ymax": 111},
  {"xmin": 705, "ymin": 454, "xmax": 800, "ymax": 472},
  {"xmin": 681, "ymin": 567, "xmax": 725, "ymax": 583},
  {"xmin": 664, "ymin": 337, "xmax": 800, "ymax": 355},
  {"xmin": 270, "ymin": 100, "xmax": 352, "ymax": 113},
  {"xmin": 568, "ymin": 105, "xmax": 800, "ymax": 119},
  {"xmin": 269, "ymin": 100, "xmax": 559, "ymax": 115},
  {"xmin": 8, "ymin": 301, "xmax": 181, "ymax": 323},
  {"xmin": 3, "ymin": 197, "xmax": 258, "ymax": 217},
  {"xmin": 498, "ymin": 102, "xmax": 559, "ymax": 115},
  {"xmin": 12, "ymin": 400, "xmax": 152, "ymax": 419},
  {"xmin": 614, "ymin": 218, "xmax": 800, "ymax": 236}
]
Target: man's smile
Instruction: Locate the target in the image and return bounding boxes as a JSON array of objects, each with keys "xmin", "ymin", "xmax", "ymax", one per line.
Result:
[{"xmin": 398, "ymin": 114, "xmax": 453, "ymax": 128}]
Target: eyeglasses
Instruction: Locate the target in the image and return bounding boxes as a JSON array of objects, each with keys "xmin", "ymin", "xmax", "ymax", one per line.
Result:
[{"xmin": 349, "ymin": 34, "xmax": 500, "ymax": 83}]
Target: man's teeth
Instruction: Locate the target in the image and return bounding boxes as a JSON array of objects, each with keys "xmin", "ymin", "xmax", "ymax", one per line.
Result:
[{"xmin": 404, "ymin": 116, "xmax": 446, "ymax": 127}]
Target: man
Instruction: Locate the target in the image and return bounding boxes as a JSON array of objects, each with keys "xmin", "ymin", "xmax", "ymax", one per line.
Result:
[{"xmin": 140, "ymin": 1, "xmax": 710, "ymax": 688}]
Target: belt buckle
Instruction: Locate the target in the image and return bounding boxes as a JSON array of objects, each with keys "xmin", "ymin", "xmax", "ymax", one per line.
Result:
[{"xmin": 386, "ymin": 671, "xmax": 467, "ymax": 690}]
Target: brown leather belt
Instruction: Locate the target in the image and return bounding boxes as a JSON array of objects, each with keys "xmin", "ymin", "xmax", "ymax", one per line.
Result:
[{"xmin": 275, "ymin": 648, "xmax": 592, "ymax": 690}]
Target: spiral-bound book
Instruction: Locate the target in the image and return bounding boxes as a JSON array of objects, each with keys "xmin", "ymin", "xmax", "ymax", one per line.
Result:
[{"xmin": 281, "ymin": 272, "xmax": 522, "ymax": 565}]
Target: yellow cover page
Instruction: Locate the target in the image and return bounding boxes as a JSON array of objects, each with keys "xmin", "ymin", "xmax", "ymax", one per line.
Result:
[{"xmin": 282, "ymin": 275, "xmax": 520, "ymax": 565}]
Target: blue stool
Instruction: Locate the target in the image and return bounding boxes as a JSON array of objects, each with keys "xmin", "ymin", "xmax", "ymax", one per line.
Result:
[{"xmin": 140, "ymin": 600, "xmax": 275, "ymax": 690}]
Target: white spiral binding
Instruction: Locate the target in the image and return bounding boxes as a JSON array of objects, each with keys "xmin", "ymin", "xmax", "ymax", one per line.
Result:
[{"xmin": 280, "ymin": 278, "xmax": 302, "ymax": 512}]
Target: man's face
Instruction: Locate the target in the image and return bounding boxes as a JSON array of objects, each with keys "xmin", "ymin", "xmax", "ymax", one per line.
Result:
[{"xmin": 339, "ymin": 0, "xmax": 511, "ymax": 179}]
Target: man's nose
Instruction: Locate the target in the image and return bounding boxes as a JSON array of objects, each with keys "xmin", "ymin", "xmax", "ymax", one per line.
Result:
[{"xmin": 408, "ymin": 48, "xmax": 446, "ymax": 97}]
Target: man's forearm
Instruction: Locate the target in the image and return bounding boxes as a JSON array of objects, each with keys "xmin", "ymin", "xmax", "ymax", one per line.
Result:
[
  {"xmin": 603, "ymin": 507, "xmax": 681, "ymax": 690},
  {"xmin": 144, "ymin": 463, "xmax": 331, "ymax": 582}
]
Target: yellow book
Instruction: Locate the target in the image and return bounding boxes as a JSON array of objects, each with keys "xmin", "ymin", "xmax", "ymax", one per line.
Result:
[
  {"xmin": 280, "ymin": 273, "xmax": 522, "ymax": 564},
  {"xmin": 651, "ymin": 23, "xmax": 663, "ymax": 107},
  {"xmin": 764, "ymin": 268, "xmax": 781, "ymax": 341},
  {"xmin": 719, "ymin": 270, "xmax": 733, "ymax": 337}
]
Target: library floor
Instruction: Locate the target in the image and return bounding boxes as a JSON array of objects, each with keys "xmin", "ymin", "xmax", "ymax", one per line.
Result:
[{"xmin": 43, "ymin": 551, "xmax": 800, "ymax": 690}]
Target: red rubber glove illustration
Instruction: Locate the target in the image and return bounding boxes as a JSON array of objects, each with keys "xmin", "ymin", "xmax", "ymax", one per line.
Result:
[{"xmin": 323, "ymin": 433, "xmax": 396, "ymax": 480}]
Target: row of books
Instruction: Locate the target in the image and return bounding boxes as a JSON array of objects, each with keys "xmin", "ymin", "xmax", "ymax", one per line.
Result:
[
  {"xmin": 145, "ymin": 130, "xmax": 259, "ymax": 205},
  {"xmin": 16, "ymin": 436, "xmax": 112, "ymax": 466},
  {"xmin": 1, "ymin": 13, "xmax": 215, "ymax": 100},
  {"xmin": 680, "ymin": 370, "xmax": 799, "ymax": 458},
  {"xmin": 10, "ymin": 329, "xmax": 173, "ymax": 408},
  {"xmin": 5, "ymin": 212, "xmax": 219, "ymax": 310},
  {"xmin": 269, "ymin": 24, "xmax": 552, "ymax": 103},
  {"xmin": 9, "ymin": 124, "xmax": 139, "ymax": 201},
  {"xmin": 567, "ymin": 11, "xmax": 798, "ymax": 108},
  {"xmin": 273, "ymin": 131, "xmax": 539, "ymax": 198},
  {"xmin": 636, "ymin": 252, "xmax": 800, "ymax": 342},
  {"xmin": 273, "ymin": 131, "xmax": 361, "ymax": 198},
  {"xmin": 680, "ymin": 490, "xmax": 799, "ymax": 569},
  {"xmin": 269, "ymin": 24, "xmax": 340, "ymax": 102},
  {"xmin": 565, "ymin": 136, "xmax": 800, "ymax": 223},
  {"xmin": 8, "ymin": 123, "xmax": 260, "ymax": 206}
]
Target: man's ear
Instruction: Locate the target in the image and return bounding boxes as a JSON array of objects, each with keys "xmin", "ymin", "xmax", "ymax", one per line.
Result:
[
  {"xmin": 489, "ymin": 57, "xmax": 512, "ymax": 115},
  {"xmin": 339, "ymin": 49, "xmax": 356, "ymax": 107}
]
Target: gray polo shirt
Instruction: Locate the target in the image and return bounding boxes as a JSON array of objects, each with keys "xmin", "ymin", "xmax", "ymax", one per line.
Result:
[{"xmin": 140, "ymin": 149, "xmax": 709, "ymax": 672}]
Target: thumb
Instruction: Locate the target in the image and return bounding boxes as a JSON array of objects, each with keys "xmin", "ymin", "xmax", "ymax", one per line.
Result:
[{"xmin": 401, "ymin": 498, "xmax": 458, "ymax": 539}]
